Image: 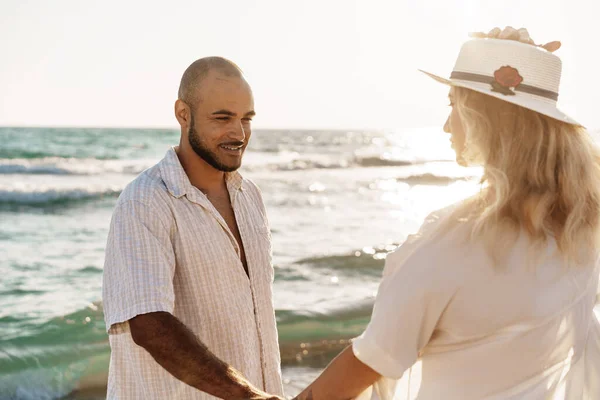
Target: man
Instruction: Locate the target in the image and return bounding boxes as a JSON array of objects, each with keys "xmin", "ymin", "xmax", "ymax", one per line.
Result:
[{"xmin": 102, "ymin": 57, "xmax": 284, "ymax": 400}]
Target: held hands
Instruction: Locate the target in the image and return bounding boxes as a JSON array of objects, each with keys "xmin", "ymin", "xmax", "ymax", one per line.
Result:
[
  {"xmin": 290, "ymin": 388, "xmax": 314, "ymax": 400},
  {"xmin": 469, "ymin": 26, "xmax": 561, "ymax": 53},
  {"xmin": 238, "ymin": 394, "xmax": 285, "ymax": 400},
  {"xmin": 248, "ymin": 391, "xmax": 286, "ymax": 400}
]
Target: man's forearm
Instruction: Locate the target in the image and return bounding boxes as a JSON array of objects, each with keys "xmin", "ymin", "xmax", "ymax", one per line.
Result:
[{"xmin": 129, "ymin": 312, "xmax": 279, "ymax": 400}]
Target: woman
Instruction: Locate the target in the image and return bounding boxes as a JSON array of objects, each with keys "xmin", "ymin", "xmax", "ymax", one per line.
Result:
[{"xmin": 293, "ymin": 27, "xmax": 600, "ymax": 400}]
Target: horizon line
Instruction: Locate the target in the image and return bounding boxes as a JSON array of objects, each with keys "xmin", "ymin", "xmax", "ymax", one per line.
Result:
[{"xmin": 0, "ymin": 124, "xmax": 401, "ymax": 132}]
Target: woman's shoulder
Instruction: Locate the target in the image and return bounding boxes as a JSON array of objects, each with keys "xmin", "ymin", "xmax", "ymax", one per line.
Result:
[
  {"xmin": 383, "ymin": 199, "xmax": 476, "ymax": 278},
  {"xmin": 406, "ymin": 199, "xmax": 469, "ymax": 245}
]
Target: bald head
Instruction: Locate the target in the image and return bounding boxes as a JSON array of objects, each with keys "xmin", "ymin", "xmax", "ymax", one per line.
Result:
[{"xmin": 178, "ymin": 57, "xmax": 245, "ymax": 108}]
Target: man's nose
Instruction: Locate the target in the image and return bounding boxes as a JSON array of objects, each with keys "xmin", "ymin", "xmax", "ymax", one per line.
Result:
[{"xmin": 230, "ymin": 120, "xmax": 246, "ymax": 141}]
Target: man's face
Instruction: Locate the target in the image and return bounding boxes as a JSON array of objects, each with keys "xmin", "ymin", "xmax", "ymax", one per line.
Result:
[{"xmin": 187, "ymin": 72, "xmax": 255, "ymax": 172}]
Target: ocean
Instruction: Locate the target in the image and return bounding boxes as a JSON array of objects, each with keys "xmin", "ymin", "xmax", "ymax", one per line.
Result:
[{"xmin": 0, "ymin": 126, "xmax": 492, "ymax": 399}]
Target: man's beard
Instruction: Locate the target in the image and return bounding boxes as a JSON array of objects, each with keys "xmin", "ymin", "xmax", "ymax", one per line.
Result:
[{"xmin": 188, "ymin": 114, "xmax": 243, "ymax": 172}]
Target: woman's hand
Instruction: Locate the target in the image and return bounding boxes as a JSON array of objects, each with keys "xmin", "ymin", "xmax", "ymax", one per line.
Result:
[{"xmin": 469, "ymin": 26, "xmax": 561, "ymax": 52}]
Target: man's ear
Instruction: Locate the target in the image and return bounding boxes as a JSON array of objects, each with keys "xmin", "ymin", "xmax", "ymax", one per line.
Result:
[{"xmin": 174, "ymin": 99, "xmax": 191, "ymax": 129}]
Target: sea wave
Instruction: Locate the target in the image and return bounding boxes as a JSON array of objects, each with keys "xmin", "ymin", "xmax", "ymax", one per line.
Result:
[
  {"xmin": 0, "ymin": 157, "xmax": 152, "ymax": 176},
  {"xmin": 396, "ymin": 172, "xmax": 473, "ymax": 185},
  {"xmin": 294, "ymin": 245, "xmax": 396, "ymax": 275},
  {"xmin": 0, "ymin": 297, "xmax": 374, "ymax": 398},
  {"xmin": 246, "ymin": 153, "xmax": 444, "ymax": 171},
  {"xmin": 0, "ymin": 187, "xmax": 121, "ymax": 206},
  {"xmin": 0, "ymin": 171, "xmax": 470, "ymax": 208},
  {"xmin": 277, "ymin": 301, "xmax": 374, "ymax": 366},
  {"xmin": 0, "ymin": 303, "xmax": 109, "ymax": 399},
  {"xmin": 0, "ymin": 300, "xmax": 371, "ymax": 357},
  {"xmin": 0, "ymin": 149, "xmax": 107, "ymax": 160},
  {"xmin": 247, "ymin": 157, "xmax": 474, "ymax": 178},
  {"xmin": 0, "ymin": 154, "xmax": 354, "ymax": 175},
  {"xmin": 355, "ymin": 156, "xmax": 417, "ymax": 167},
  {"xmin": 0, "ymin": 152, "xmax": 472, "ymax": 180}
]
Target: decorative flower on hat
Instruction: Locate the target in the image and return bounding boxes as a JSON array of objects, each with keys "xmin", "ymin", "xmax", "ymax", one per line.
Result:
[
  {"xmin": 469, "ymin": 26, "xmax": 561, "ymax": 53},
  {"xmin": 491, "ymin": 66, "xmax": 523, "ymax": 96}
]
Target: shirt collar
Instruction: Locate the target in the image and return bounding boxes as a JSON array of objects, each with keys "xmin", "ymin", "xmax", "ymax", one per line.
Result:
[
  {"xmin": 159, "ymin": 147, "xmax": 245, "ymax": 198},
  {"xmin": 225, "ymin": 169, "xmax": 244, "ymax": 192}
]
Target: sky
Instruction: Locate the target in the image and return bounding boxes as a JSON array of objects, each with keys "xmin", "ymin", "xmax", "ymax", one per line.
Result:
[{"xmin": 1, "ymin": 0, "xmax": 598, "ymax": 130}]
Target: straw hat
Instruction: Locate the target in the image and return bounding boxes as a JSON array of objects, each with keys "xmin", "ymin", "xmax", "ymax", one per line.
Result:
[{"xmin": 420, "ymin": 27, "xmax": 580, "ymax": 126}]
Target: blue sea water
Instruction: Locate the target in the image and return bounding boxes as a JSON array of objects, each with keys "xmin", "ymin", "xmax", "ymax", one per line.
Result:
[{"xmin": 0, "ymin": 126, "xmax": 492, "ymax": 399}]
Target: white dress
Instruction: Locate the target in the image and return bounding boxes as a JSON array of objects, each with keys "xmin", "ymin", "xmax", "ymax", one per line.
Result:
[{"xmin": 353, "ymin": 205, "xmax": 600, "ymax": 400}]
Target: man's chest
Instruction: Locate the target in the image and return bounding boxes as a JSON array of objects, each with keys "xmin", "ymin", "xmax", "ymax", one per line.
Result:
[
  {"xmin": 209, "ymin": 193, "xmax": 249, "ymax": 274},
  {"xmin": 208, "ymin": 193, "xmax": 241, "ymax": 238},
  {"xmin": 167, "ymin": 196, "xmax": 274, "ymax": 327},
  {"xmin": 168, "ymin": 196, "xmax": 272, "ymax": 284}
]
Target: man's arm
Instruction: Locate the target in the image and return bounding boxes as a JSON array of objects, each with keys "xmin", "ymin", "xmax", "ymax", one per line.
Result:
[
  {"xmin": 129, "ymin": 311, "xmax": 283, "ymax": 400},
  {"xmin": 293, "ymin": 345, "xmax": 381, "ymax": 400}
]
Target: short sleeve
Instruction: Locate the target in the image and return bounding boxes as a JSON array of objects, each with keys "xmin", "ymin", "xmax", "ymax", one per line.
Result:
[
  {"xmin": 352, "ymin": 213, "xmax": 458, "ymax": 379},
  {"xmin": 102, "ymin": 200, "xmax": 176, "ymax": 333}
]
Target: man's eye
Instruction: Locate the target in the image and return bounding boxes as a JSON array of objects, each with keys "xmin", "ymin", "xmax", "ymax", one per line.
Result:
[
  {"xmin": 242, "ymin": 118, "xmax": 252, "ymax": 123},
  {"xmin": 215, "ymin": 117, "xmax": 230, "ymax": 121}
]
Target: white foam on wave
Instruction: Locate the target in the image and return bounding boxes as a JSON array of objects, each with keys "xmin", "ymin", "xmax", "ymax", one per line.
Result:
[
  {"xmin": 0, "ymin": 144, "xmax": 461, "ymax": 178},
  {"xmin": 0, "ymin": 187, "xmax": 121, "ymax": 204},
  {"xmin": 0, "ymin": 157, "xmax": 154, "ymax": 176},
  {"xmin": 242, "ymin": 151, "xmax": 352, "ymax": 172},
  {"xmin": 1, "ymin": 153, "xmax": 352, "ymax": 175},
  {"xmin": 0, "ymin": 174, "xmax": 130, "ymax": 204}
]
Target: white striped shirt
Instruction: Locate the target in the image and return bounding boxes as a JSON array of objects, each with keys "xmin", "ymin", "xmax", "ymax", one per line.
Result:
[{"xmin": 102, "ymin": 147, "xmax": 283, "ymax": 399}]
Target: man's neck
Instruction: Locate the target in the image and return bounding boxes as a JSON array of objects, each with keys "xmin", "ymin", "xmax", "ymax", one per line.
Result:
[{"xmin": 175, "ymin": 145, "xmax": 227, "ymax": 194}]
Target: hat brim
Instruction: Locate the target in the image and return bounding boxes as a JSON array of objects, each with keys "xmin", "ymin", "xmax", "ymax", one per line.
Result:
[{"xmin": 419, "ymin": 69, "xmax": 582, "ymax": 126}]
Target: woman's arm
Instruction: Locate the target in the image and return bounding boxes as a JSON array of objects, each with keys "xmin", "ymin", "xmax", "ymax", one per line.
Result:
[{"xmin": 293, "ymin": 345, "xmax": 381, "ymax": 400}]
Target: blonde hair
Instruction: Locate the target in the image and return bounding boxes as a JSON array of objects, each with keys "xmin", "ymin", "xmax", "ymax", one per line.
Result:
[{"xmin": 451, "ymin": 86, "xmax": 600, "ymax": 266}]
